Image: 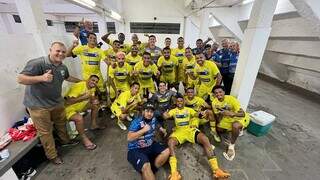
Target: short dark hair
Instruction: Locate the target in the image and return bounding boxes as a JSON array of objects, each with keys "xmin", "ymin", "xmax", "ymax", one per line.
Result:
[
  {"xmin": 185, "ymin": 87, "xmax": 194, "ymax": 92},
  {"xmin": 196, "ymin": 39, "xmax": 203, "ymax": 42},
  {"xmin": 131, "ymin": 82, "xmax": 140, "ymax": 87},
  {"xmin": 195, "ymin": 51, "xmax": 204, "ymax": 56},
  {"xmin": 175, "ymin": 93, "xmax": 184, "ymax": 99},
  {"xmin": 162, "ymin": 47, "xmax": 171, "ymax": 52},
  {"xmin": 158, "ymin": 81, "xmax": 167, "ymax": 86},
  {"xmin": 185, "ymin": 47, "xmax": 192, "ymax": 51},
  {"xmin": 165, "ymin": 37, "xmax": 171, "ymax": 41},
  {"xmin": 178, "ymin": 37, "xmax": 184, "ymax": 40},
  {"xmin": 149, "ymin": 35, "xmax": 156, "ymax": 39},
  {"xmin": 87, "ymin": 32, "xmax": 96, "ymax": 38},
  {"xmin": 143, "ymin": 51, "xmax": 151, "ymax": 57},
  {"xmin": 113, "ymin": 40, "xmax": 120, "ymax": 44},
  {"xmin": 212, "ymin": 85, "xmax": 225, "ymax": 92},
  {"xmin": 89, "ymin": 74, "xmax": 100, "ymax": 80}
]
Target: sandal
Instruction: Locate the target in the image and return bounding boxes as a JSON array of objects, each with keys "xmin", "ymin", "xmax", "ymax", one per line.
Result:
[{"xmin": 84, "ymin": 143, "xmax": 97, "ymax": 150}]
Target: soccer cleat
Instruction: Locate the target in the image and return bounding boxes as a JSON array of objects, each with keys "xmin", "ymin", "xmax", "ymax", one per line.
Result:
[
  {"xmin": 168, "ymin": 171, "xmax": 182, "ymax": 180},
  {"xmin": 213, "ymin": 168, "xmax": 230, "ymax": 179},
  {"xmin": 117, "ymin": 120, "xmax": 127, "ymax": 130}
]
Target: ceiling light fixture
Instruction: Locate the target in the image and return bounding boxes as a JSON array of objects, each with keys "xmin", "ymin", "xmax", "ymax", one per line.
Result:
[
  {"xmin": 110, "ymin": 10, "xmax": 122, "ymax": 21},
  {"xmin": 73, "ymin": 0, "xmax": 96, "ymax": 8}
]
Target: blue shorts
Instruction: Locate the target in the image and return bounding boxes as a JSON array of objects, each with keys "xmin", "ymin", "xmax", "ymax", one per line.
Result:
[{"xmin": 127, "ymin": 142, "xmax": 167, "ymax": 173}]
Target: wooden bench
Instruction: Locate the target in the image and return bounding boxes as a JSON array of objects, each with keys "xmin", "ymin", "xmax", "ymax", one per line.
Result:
[{"xmin": 0, "ymin": 137, "xmax": 39, "ymax": 179}]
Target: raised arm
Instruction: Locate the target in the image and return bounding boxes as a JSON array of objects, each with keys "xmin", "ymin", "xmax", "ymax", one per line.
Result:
[
  {"xmin": 66, "ymin": 40, "xmax": 79, "ymax": 57},
  {"xmin": 101, "ymin": 32, "xmax": 113, "ymax": 44}
]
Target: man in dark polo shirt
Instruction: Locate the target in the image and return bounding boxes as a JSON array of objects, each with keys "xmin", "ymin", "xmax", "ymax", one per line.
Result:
[{"xmin": 17, "ymin": 42, "xmax": 81, "ymax": 165}]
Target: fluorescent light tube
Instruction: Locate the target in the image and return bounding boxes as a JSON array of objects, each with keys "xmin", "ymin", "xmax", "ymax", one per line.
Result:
[
  {"xmin": 242, "ymin": 0, "xmax": 254, "ymax": 5},
  {"xmin": 111, "ymin": 10, "xmax": 121, "ymax": 21},
  {"xmin": 73, "ymin": 0, "xmax": 96, "ymax": 8}
]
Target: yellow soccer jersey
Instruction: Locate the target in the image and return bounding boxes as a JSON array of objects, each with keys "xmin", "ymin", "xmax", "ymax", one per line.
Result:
[
  {"xmin": 157, "ymin": 55, "xmax": 178, "ymax": 79},
  {"xmin": 125, "ymin": 53, "xmax": 142, "ymax": 67},
  {"xmin": 108, "ymin": 39, "xmax": 130, "ymax": 53},
  {"xmin": 212, "ymin": 95, "xmax": 240, "ymax": 114},
  {"xmin": 112, "ymin": 90, "xmax": 141, "ymax": 108},
  {"xmin": 108, "ymin": 62, "xmax": 132, "ymax": 89},
  {"xmin": 172, "ymin": 48, "xmax": 185, "ymax": 64},
  {"xmin": 72, "ymin": 45, "xmax": 105, "ymax": 77},
  {"xmin": 212, "ymin": 95, "xmax": 250, "ymax": 130},
  {"xmin": 194, "ymin": 60, "xmax": 220, "ymax": 86},
  {"xmin": 184, "ymin": 96, "xmax": 206, "ymax": 112},
  {"xmin": 168, "ymin": 107, "xmax": 197, "ymax": 129},
  {"xmin": 128, "ymin": 43, "xmax": 146, "ymax": 55},
  {"xmin": 182, "ymin": 56, "xmax": 197, "ymax": 85},
  {"xmin": 104, "ymin": 48, "xmax": 118, "ymax": 64},
  {"xmin": 65, "ymin": 81, "xmax": 95, "ymax": 118},
  {"xmin": 134, "ymin": 61, "xmax": 158, "ymax": 86}
]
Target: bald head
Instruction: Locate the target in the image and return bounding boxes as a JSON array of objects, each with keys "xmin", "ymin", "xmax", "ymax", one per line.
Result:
[{"xmin": 116, "ymin": 51, "xmax": 125, "ymax": 65}]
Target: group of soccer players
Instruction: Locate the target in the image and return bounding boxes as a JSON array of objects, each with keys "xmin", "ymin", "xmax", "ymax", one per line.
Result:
[{"xmin": 64, "ymin": 22, "xmax": 250, "ymax": 179}]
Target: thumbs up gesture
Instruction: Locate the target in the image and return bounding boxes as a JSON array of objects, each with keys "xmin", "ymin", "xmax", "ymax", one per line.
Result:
[
  {"xmin": 72, "ymin": 39, "xmax": 79, "ymax": 47},
  {"xmin": 42, "ymin": 69, "xmax": 53, "ymax": 82}
]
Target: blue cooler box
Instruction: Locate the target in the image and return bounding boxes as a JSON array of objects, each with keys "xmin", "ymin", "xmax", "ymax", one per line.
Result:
[{"xmin": 247, "ymin": 110, "xmax": 275, "ymax": 137}]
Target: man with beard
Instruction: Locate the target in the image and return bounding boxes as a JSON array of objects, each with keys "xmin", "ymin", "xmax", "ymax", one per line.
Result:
[
  {"xmin": 111, "ymin": 82, "xmax": 142, "ymax": 130},
  {"xmin": 157, "ymin": 47, "xmax": 178, "ymax": 89},
  {"xmin": 64, "ymin": 75, "xmax": 100, "ymax": 150},
  {"xmin": 163, "ymin": 94, "xmax": 230, "ymax": 180},
  {"xmin": 101, "ymin": 32, "xmax": 130, "ymax": 53},
  {"xmin": 127, "ymin": 103, "xmax": 170, "ymax": 180}
]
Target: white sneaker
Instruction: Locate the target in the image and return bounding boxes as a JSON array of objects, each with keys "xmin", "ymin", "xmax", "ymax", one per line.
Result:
[
  {"xmin": 117, "ymin": 120, "xmax": 127, "ymax": 130},
  {"xmin": 110, "ymin": 114, "xmax": 115, "ymax": 119},
  {"xmin": 127, "ymin": 116, "xmax": 133, "ymax": 121}
]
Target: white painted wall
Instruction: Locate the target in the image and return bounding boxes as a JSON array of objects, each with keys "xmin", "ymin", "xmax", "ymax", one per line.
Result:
[
  {"xmin": 121, "ymin": 0, "xmax": 191, "ymax": 48},
  {"xmin": 212, "ymin": 15, "xmax": 320, "ymax": 94},
  {"xmin": 0, "ymin": 33, "xmax": 82, "ymax": 136}
]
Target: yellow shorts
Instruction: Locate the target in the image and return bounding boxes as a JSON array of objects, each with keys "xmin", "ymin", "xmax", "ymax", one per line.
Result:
[
  {"xmin": 177, "ymin": 65, "xmax": 184, "ymax": 82},
  {"xmin": 170, "ymin": 127, "xmax": 200, "ymax": 144},
  {"xmin": 110, "ymin": 103, "xmax": 137, "ymax": 118},
  {"xmin": 110, "ymin": 83, "xmax": 131, "ymax": 99},
  {"xmin": 110, "ymin": 103, "xmax": 122, "ymax": 117},
  {"xmin": 218, "ymin": 113, "xmax": 250, "ymax": 131},
  {"xmin": 65, "ymin": 104, "xmax": 87, "ymax": 120},
  {"xmin": 193, "ymin": 117, "xmax": 209, "ymax": 128},
  {"xmin": 160, "ymin": 74, "xmax": 176, "ymax": 85},
  {"xmin": 139, "ymin": 83, "xmax": 156, "ymax": 95},
  {"xmin": 196, "ymin": 83, "xmax": 214, "ymax": 99}
]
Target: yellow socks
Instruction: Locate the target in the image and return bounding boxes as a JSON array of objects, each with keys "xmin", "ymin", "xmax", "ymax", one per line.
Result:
[
  {"xmin": 209, "ymin": 157, "xmax": 219, "ymax": 171},
  {"xmin": 169, "ymin": 156, "xmax": 178, "ymax": 173},
  {"xmin": 210, "ymin": 121, "xmax": 216, "ymax": 133}
]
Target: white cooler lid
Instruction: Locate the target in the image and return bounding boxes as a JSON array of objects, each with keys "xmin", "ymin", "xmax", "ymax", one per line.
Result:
[{"xmin": 250, "ymin": 110, "xmax": 275, "ymax": 126}]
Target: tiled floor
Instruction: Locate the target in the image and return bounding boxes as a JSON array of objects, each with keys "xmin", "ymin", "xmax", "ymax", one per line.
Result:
[{"xmin": 35, "ymin": 78, "xmax": 320, "ymax": 180}]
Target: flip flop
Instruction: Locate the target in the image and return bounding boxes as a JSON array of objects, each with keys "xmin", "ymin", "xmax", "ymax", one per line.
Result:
[{"xmin": 84, "ymin": 143, "xmax": 97, "ymax": 150}]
